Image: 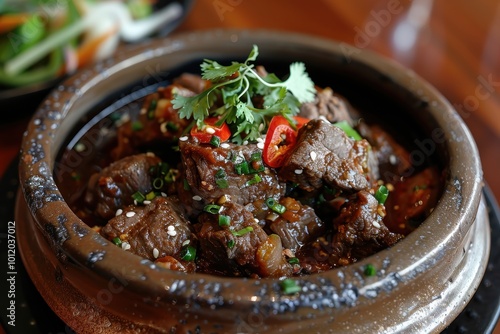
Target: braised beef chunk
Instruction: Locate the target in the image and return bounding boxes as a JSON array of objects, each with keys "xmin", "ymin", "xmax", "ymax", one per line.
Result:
[
  {"xmin": 194, "ymin": 202, "xmax": 276, "ymax": 277},
  {"xmin": 299, "ymin": 87, "xmax": 356, "ymax": 124},
  {"xmin": 279, "ymin": 119, "xmax": 378, "ymax": 192},
  {"xmin": 267, "ymin": 197, "xmax": 326, "ymax": 252},
  {"xmin": 298, "ymin": 191, "xmax": 403, "ymax": 272},
  {"xmin": 101, "ymin": 196, "xmax": 192, "ymax": 263},
  {"xmin": 84, "ymin": 153, "xmax": 161, "ymax": 220},
  {"xmin": 179, "ymin": 138, "xmax": 286, "ymax": 212}
]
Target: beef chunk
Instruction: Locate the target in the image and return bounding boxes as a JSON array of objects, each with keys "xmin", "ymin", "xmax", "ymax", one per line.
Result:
[
  {"xmin": 299, "ymin": 87, "xmax": 355, "ymax": 124},
  {"xmin": 101, "ymin": 196, "xmax": 192, "ymax": 263},
  {"xmin": 84, "ymin": 153, "xmax": 161, "ymax": 220},
  {"xmin": 179, "ymin": 138, "xmax": 286, "ymax": 214},
  {"xmin": 279, "ymin": 119, "xmax": 378, "ymax": 192},
  {"xmin": 298, "ymin": 191, "xmax": 403, "ymax": 272},
  {"xmin": 194, "ymin": 202, "xmax": 271, "ymax": 277},
  {"xmin": 267, "ymin": 197, "xmax": 326, "ymax": 252}
]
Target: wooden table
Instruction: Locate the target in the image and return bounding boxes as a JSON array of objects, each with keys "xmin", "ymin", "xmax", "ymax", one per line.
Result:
[{"xmin": 1, "ymin": 0, "xmax": 499, "ymax": 332}]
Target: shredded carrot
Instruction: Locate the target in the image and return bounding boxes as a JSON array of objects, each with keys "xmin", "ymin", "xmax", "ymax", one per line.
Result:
[
  {"xmin": 0, "ymin": 14, "xmax": 30, "ymax": 34},
  {"xmin": 75, "ymin": 26, "xmax": 118, "ymax": 68}
]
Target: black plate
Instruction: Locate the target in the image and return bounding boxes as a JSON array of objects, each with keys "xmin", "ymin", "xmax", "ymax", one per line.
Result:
[{"xmin": 1, "ymin": 155, "xmax": 500, "ymax": 333}]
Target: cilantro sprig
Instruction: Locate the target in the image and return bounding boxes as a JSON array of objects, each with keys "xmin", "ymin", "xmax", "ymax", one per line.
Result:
[{"xmin": 172, "ymin": 45, "xmax": 316, "ymax": 144}]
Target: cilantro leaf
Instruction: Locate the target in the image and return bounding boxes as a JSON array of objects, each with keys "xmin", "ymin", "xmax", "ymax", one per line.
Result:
[{"xmin": 283, "ymin": 62, "xmax": 316, "ymax": 103}]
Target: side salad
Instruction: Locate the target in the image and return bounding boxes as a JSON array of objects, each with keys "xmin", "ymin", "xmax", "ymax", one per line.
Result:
[{"xmin": 0, "ymin": 0, "xmax": 183, "ymax": 87}]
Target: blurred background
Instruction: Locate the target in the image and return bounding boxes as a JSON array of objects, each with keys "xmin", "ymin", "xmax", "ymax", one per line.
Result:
[{"xmin": 1, "ymin": 0, "xmax": 499, "ymax": 333}]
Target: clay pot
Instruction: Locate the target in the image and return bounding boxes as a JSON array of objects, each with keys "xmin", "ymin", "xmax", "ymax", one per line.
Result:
[{"xmin": 17, "ymin": 29, "xmax": 489, "ymax": 333}]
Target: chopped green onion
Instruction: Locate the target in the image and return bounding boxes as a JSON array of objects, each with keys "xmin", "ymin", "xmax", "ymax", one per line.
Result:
[
  {"xmin": 132, "ymin": 121, "xmax": 144, "ymax": 131},
  {"xmin": 232, "ymin": 226, "xmax": 254, "ymax": 237},
  {"xmin": 210, "ymin": 135, "xmax": 221, "ymax": 147},
  {"xmin": 183, "ymin": 179, "xmax": 191, "ymax": 190},
  {"xmin": 112, "ymin": 237, "xmax": 122, "ymax": 247},
  {"xmin": 145, "ymin": 191, "xmax": 156, "ymax": 201},
  {"xmin": 245, "ymin": 174, "xmax": 262, "ymax": 186},
  {"xmin": 218, "ymin": 215, "xmax": 231, "ymax": 227},
  {"xmin": 166, "ymin": 121, "xmax": 179, "ymax": 132},
  {"xmin": 203, "ymin": 204, "xmax": 221, "ymax": 214},
  {"xmin": 227, "ymin": 239, "xmax": 235, "ymax": 248},
  {"xmin": 235, "ymin": 161, "xmax": 250, "ymax": 175},
  {"xmin": 334, "ymin": 120, "xmax": 362, "ymax": 141},
  {"xmin": 216, "ymin": 179, "xmax": 229, "ymax": 189},
  {"xmin": 364, "ymin": 264, "xmax": 377, "ymax": 277},
  {"xmin": 280, "ymin": 278, "xmax": 301, "ymax": 294},
  {"xmin": 132, "ymin": 191, "xmax": 145, "ymax": 204},
  {"xmin": 250, "ymin": 152, "xmax": 262, "ymax": 162},
  {"xmin": 159, "ymin": 162, "xmax": 170, "ymax": 176},
  {"xmin": 374, "ymin": 185, "xmax": 389, "ymax": 204},
  {"xmin": 180, "ymin": 245, "xmax": 197, "ymax": 261},
  {"xmin": 288, "ymin": 257, "xmax": 300, "ymax": 265},
  {"xmin": 153, "ymin": 177, "xmax": 164, "ymax": 190},
  {"xmin": 147, "ymin": 99, "xmax": 157, "ymax": 119},
  {"xmin": 265, "ymin": 198, "xmax": 286, "ymax": 214}
]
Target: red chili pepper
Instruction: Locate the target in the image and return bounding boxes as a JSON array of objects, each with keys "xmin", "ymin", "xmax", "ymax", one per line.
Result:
[
  {"xmin": 263, "ymin": 116, "xmax": 309, "ymax": 168},
  {"xmin": 190, "ymin": 117, "xmax": 231, "ymax": 143}
]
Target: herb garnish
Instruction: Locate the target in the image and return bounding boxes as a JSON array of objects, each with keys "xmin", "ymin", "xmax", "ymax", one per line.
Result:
[{"xmin": 172, "ymin": 45, "xmax": 316, "ymax": 144}]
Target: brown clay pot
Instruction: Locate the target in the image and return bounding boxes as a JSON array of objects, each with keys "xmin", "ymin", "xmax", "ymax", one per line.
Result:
[{"xmin": 17, "ymin": 29, "xmax": 489, "ymax": 333}]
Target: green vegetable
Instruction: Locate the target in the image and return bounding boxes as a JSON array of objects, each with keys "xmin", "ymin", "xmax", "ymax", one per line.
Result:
[
  {"xmin": 209, "ymin": 135, "xmax": 221, "ymax": 147},
  {"xmin": 288, "ymin": 257, "xmax": 300, "ymax": 265},
  {"xmin": 112, "ymin": 237, "xmax": 122, "ymax": 247},
  {"xmin": 245, "ymin": 174, "xmax": 262, "ymax": 186},
  {"xmin": 265, "ymin": 198, "xmax": 286, "ymax": 214},
  {"xmin": 333, "ymin": 120, "xmax": 362, "ymax": 141},
  {"xmin": 374, "ymin": 185, "xmax": 389, "ymax": 204},
  {"xmin": 232, "ymin": 226, "xmax": 254, "ymax": 237},
  {"xmin": 203, "ymin": 204, "xmax": 221, "ymax": 214},
  {"xmin": 227, "ymin": 239, "xmax": 235, "ymax": 248},
  {"xmin": 280, "ymin": 278, "xmax": 301, "ymax": 294},
  {"xmin": 218, "ymin": 215, "xmax": 231, "ymax": 227},
  {"xmin": 132, "ymin": 191, "xmax": 145, "ymax": 204},
  {"xmin": 364, "ymin": 264, "xmax": 377, "ymax": 277},
  {"xmin": 180, "ymin": 245, "xmax": 197, "ymax": 261},
  {"xmin": 172, "ymin": 45, "xmax": 316, "ymax": 144}
]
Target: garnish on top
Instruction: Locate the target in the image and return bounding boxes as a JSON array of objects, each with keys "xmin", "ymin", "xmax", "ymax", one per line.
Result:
[{"xmin": 172, "ymin": 45, "xmax": 316, "ymax": 144}]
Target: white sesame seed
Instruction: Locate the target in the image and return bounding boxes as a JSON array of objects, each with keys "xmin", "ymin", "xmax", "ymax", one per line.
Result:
[
  {"xmin": 372, "ymin": 221, "xmax": 381, "ymax": 228},
  {"xmin": 153, "ymin": 248, "xmax": 159, "ymax": 258},
  {"xmin": 179, "ymin": 136, "xmax": 189, "ymax": 141},
  {"xmin": 160, "ymin": 122, "xmax": 168, "ymax": 134},
  {"xmin": 257, "ymin": 142, "xmax": 264, "ymax": 149},
  {"xmin": 192, "ymin": 195, "xmax": 202, "ymax": 201},
  {"xmin": 146, "ymin": 152, "xmax": 156, "ymax": 157},
  {"xmin": 161, "ymin": 192, "xmax": 167, "ymax": 197},
  {"xmin": 182, "ymin": 240, "xmax": 191, "ymax": 246},
  {"xmin": 294, "ymin": 169, "xmax": 303, "ymax": 175},
  {"xmin": 221, "ymin": 143, "xmax": 230, "ymax": 149},
  {"xmin": 167, "ymin": 225, "xmax": 175, "ymax": 231},
  {"xmin": 256, "ymin": 137, "xmax": 264, "ymax": 143},
  {"xmin": 389, "ymin": 154, "xmax": 397, "ymax": 165},
  {"xmin": 167, "ymin": 230, "xmax": 177, "ymax": 237},
  {"xmin": 115, "ymin": 209, "xmax": 123, "ymax": 216},
  {"xmin": 74, "ymin": 142, "xmax": 86, "ymax": 152},
  {"xmin": 310, "ymin": 151, "xmax": 317, "ymax": 161},
  {"xmin": 206, "ymin": 127, "xmax": 216, "ymax": 134},
  {"xmin": 243, "ymin": 140, "xmax": 248, "ymax": 145},
  {"xmin": 133, "ymin": 200, "xmax": 138, "ymax": 206},
  {"xmin": 126, "ymin": 211, "xmax": 136, "ymax": 218},
  {"xmin": 122, "ymin": 242, "xmax": 131, "ymax": 251},
  {"xmin": 143, "ymin": 200, "xmax": 151, "ymax": 205},
  {"xmin": 258, "ymin": 123, "xmax": 265, "ymax": 132}
]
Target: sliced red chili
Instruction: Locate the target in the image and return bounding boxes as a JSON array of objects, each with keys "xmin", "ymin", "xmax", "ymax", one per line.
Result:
[
  {"xmin": 190, "ymin": 117, "xmax": 231, "ymax": 143},
  {"xmin": 293, "ymin": 116, "xmax": 310, "ymax": 129},
  {"xmin": 263, "ymin": 115, "xmax": 303, "ymax": 168}
]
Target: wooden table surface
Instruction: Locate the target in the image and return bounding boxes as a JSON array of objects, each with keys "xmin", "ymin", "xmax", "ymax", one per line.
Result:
[{"xmin": 1, "ymin": 0, "xmax": 499, "ymax": 332}]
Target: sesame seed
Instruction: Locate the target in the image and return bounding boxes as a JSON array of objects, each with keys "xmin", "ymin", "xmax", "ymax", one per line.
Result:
[
  {"xmin": 133, "ymin": 200, "xmax": 138, "ymax": 206},
  {"xmin": 126, "ymin": 211, "xmax": 136, "ymax": 218},
  {"xmin": 167, "ymin": 225, "xmax": 175, "ymax": 231},
  {"xmin": 254, "ymin": 218, "xmax": 259, "ymax": 223},
  {"xmin": 206, "ymin": 127, "xmax": 216, "ymax": 134},
  {"xmin": 389, "ymin": 154, "xmax": 397, "ymax": 165},
  {"xmin": 74, "ymin": 142, "xmax": 86, "ymax": 152},
  {"xmin": 146, "ymin": 152, "xmax": 156, "ymax": 157},
  {"xmin": 258, "ymin": 123, "xmax": 265, "ymax": 132},
  {"xmin": 243, "ymin": 140, "xmax": 248, "ymax": 145},
  {"xmin": 160, "ymin": 122, "xmax": 168, "ymax": 134},
  {"xmin": 153, "ymin": 248, "xmax": 159, "ymax": 258},
  {"xmin": 122, "ymin": 242, "xmax": 131, "ymax": 251},
  {"xmin": 257, "ymin": 142, "xmax": 264, "ymax": 149},
  {"xmin": 143, "ymin": 200, "xmax": 151, "ymax": 205},
  {"xmin": 161, "ymin": 192, "xmax": 167, "ymax": 197},
  {"xmin": 372, "ymin": 221, "xmax": 381, "ymax": 228},
  {"xmin": 221, "ymin": 143, "xmax": 230, "ymax": 149},
  {"xmin": 256, "ymin": 137, "xmax": 264, "ymax": 143},
  {"xmin": 182, "ymin": 240, "xmax": 190, "ymax": 246},
  {"xmin": 115, "ymin": 209, "xmax": 123, "ymax": 216},
  {"xmin": 310, "ymin": 151, "xmax": 317, "ymax": 161},
  {"xmin": 192, "ymin": 195, "xmax": 202, "ymax": 201},
  {"xmin": 294, "ymin": 169, "xmax": 303, "ymax": 175},
  {"xmin": 167, "ymin": 230, "xmax": 177, "ymax": 237},
  {"xmin": 179, "ymin": 136, "xmax": 189, "ymax": 141}
]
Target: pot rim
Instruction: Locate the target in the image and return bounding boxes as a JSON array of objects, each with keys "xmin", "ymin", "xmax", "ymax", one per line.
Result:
[{"xmin": 18, "ymin": 28, "xmax": 484, "ymax": 313}]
